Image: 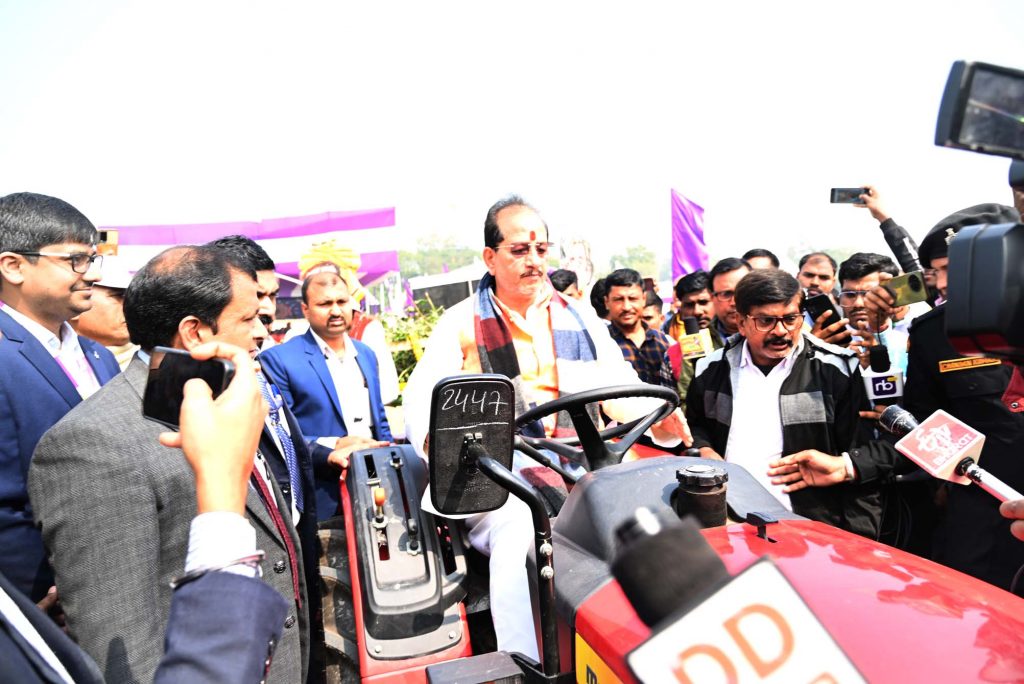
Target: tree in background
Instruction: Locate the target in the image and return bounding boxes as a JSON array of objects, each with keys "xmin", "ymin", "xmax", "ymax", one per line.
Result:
[
  {"xmin": 399, "ymin": 235, "xmax": 477, "ymax": 278},
  {"xmin": 609, "ymin": 245, "xmax": 659, "ymax": 280}
]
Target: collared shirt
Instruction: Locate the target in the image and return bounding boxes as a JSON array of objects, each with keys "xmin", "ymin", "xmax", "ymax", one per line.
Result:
[
  {"xmin": 309, "ymin": 330, "xmax": 373, "ymax": 439},
  {"xmin": 607, "ymin": 322, "xmax": 673, "ymax": 387},
  {"xmin": 724, "ymin": 339, "xmax": 802, "ymax": 510},
  {"xmin": 0, "ymin": 301, "xmax": 101, "ymax": 398},
  {"xmin": 491, "ymin": 288, "xmax": 560, "ymax": 417}
]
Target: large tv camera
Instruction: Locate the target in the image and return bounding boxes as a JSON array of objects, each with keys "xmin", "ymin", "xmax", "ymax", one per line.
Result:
[{"xmin": 935, "ymin": 60, "xmax": 1024, "ymax": 364}]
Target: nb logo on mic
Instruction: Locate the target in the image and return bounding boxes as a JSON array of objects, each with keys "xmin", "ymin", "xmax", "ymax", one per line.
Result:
[{"xmin": 871, "ymin": 376, "xmax": 899, "ymax": 396}]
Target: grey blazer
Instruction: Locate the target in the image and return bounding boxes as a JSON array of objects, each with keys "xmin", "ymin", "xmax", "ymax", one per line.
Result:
[{"xmin": 28, "ymin": 356, "xmax": 309, "ymax": 684}]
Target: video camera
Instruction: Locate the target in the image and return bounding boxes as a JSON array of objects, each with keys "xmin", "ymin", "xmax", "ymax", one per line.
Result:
[{"xmin": 935, "ymin": 60, "xmax": 1024, "ymax": 364}]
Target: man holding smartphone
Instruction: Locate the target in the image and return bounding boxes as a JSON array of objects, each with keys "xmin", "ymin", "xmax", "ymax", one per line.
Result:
[{"xmin": 29, "ymin": 245, "xmax": 311, "ymax": 684}]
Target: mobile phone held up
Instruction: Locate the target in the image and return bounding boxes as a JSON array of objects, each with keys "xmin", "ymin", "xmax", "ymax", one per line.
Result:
[
  {"xmin": 142, "ymin": 346, "xmax": 236, "ymax": 429},
  {"xmin": 830, "ymin": 187, "xmax": 867, "ymax": 204},
  {"xmin": 885, "ymin": 270, "xmax": 929, "ymax": 307},
  {"xmin": 803, "ymin": 293, "xmax": 842, "ymax": 329}
]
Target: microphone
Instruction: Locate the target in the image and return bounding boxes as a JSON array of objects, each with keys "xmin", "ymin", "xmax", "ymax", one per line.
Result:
[
  {"xmin": 611, "ymin": 508, "xmax": 729, "ymax": 627},
  {"xmin": 879, "ymin": 405, "xmax": 918, "ymax": 437},
  {"xmin": 880, "ymin": 406, "xmax": 1023, "ymax": 502},
  {"xmin": 862, "ymin": 345, "xmax": 903, "ymax": 406},
  {"xmin": 676, "ymin": 317, "xmax": 714, "ymax": 360}
]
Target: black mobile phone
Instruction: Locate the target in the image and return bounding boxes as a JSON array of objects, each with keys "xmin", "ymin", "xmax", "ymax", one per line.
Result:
[
  {"xmin": 142, "ymin": 346, "xmax": 236, "ymax": 429},
  {"xmin": 803, "ymin": 293, "xmax": 842, "ymax": 328},
  {"xmin": 829, "ymin": 187, "xmax": 867, "ymax": 204}
]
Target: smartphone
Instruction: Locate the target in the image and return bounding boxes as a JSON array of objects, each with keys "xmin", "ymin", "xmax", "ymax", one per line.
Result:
[
  {"xmin": 885, "ymin": 270, "xmax": 928, "ymax": 307},
  {"xmin": 829, "ymin": 187, "xmax": 867, "ymax": 204},
  {"xmin": 142, "ymin": 347, "xmax": 235, "ymax": 429},
  {"xmin": 804, "ymin": 292, "xmax": 842, "ymax": 328}
]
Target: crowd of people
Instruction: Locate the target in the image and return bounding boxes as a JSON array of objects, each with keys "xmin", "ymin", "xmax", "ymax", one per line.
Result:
[{"xmin": 2, "ymin": 169, "xmax": 1024, "ymax": 680}]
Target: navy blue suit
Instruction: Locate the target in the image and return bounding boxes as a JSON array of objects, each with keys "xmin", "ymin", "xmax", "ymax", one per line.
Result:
[
  {"xmin": 0, "ymin": 569, "xmax": 287, "ymax": 684},
  {"xmin": 260, "ymin": 330, "xmax": 392, "ymax": 521},
  {"xmin": 0, "ymin": 308, "xmax": 119, "ymax": 600}
]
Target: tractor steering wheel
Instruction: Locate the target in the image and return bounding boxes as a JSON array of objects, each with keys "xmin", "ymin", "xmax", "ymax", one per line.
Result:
[{"xmin": 514, "ymin": 384, "xmax": 679, "ymax": 471}]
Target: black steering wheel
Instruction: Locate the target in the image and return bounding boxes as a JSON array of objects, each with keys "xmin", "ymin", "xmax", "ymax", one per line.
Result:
[{"xmin": 514, "ymin": 384, "xmax": 679, "ymax": 472}]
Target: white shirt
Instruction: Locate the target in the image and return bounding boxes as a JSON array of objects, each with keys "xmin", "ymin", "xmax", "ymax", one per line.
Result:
[
  {"xmin": 724, "ymin": 339, "xmax": 800, "ymax": 510},
  {"xmin": 357, "ymin": 318, "xmax": 400, "ymax": 405},
  {"xmin": 309, "ymin": 330, "xmax": 373, "ymax": 439},
  {"xmin": 0, "ymin": 302, "xmax": 102, "ymax": 398}
]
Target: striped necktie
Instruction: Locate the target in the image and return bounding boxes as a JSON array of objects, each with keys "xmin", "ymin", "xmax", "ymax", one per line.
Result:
[{"xmin": 256, "ymin": 372, "xmax": 304, "ymax": 513}]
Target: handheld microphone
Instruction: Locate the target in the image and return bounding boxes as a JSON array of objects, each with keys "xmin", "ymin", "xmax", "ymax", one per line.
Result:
[
  {"xmin": 677, "ymin": 317, "xmax": 714, "ymax": 360},
  {"xmin": 611, "ymin": 508, "xmax": 729, "ymax": 627},
  {"xmin": 880, "ymin": 406, "xmax": 1023, "ymax": 502},
  {"xmin": 862, "ymin": 345, "xmax": 903, "ymax": 406}
]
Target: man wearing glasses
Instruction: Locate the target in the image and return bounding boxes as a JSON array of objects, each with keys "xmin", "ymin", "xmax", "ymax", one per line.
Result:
[
  {"xmin": 686, "ymin": 269, "xmax": 887, "ymax": 539},
  {"xmin": 0, "ymin": 192, "xmax": 120, "ymax": 602},
  {"xmin": 708, "ymin": 257, "xmax": 752, "ymax": 344},
  {"xmin": 403, "ymin": 195, "xmax": 691, "ymax": 661}
]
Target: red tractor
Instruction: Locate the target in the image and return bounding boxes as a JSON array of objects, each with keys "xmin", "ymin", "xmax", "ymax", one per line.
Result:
[{"xmin": 319, "ymin": 376, "xmax": 1024, "ymax": 683}]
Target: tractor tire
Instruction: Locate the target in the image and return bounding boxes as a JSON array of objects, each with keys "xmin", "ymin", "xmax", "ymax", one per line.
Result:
[{"xmin": 319, "ymin": 516, "xmax": 360, "ymax": 684}]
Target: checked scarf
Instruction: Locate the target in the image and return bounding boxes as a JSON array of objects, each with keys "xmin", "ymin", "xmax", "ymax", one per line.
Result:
[{"xmin": 472, "ymin": 272, "xmax": 601, "ymax": 455}]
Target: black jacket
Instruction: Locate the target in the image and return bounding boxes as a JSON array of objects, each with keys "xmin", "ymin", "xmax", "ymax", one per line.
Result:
[
  {"xmin": 904, "ymin": 305, "xmax": 1024, "ymax": 589},
  {"xmin": 685, "ymin": 333, "xmax": 886, "ymax": 538}
]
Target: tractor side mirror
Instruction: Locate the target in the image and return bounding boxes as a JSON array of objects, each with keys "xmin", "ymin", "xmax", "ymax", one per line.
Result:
[{"xmin": 428, "ymin": 374, "xmax": 514, "ymax": 515}]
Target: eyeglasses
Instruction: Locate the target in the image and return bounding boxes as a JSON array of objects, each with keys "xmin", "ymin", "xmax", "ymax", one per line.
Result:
[
  {"xmin": 497, "ymin": 242, "xmax": 553, "ymax": 259},
  {"xmin": 258, "ymin": 314, "xmax": 273, "ymax": 327},
  {"xmin": 838, "ymin": 290, "xmax": 870, "ymax": 305},
  {"xmin": 746, "ymin": 314, "xmax": 803, "ymax": 332},
  {"xmin": 712, "ymin": 290, "xmax": 735, "ymax": 301},
  {"xmin": 923, "ymin": 266, "xmax": 947, "ymax": 280},
  {"xmin": 15, "ymin": 251, "xmax": 103, "ymax": 274}
]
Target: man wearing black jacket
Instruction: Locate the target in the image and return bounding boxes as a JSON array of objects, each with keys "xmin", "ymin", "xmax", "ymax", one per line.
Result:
[{"xmin": 686, "ymin": 269, "xmax": 892, "ymax": 539}]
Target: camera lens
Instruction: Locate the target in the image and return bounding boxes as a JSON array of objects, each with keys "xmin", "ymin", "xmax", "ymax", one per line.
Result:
[{"xmin": 909, "ymin": 274, "xmax": 922, "ymax": 291}]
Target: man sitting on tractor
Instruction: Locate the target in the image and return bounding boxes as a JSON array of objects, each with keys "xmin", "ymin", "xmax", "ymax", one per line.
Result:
[{"xmin": 403, "ymin": 195, "xmax": 692, "ymax": 661}]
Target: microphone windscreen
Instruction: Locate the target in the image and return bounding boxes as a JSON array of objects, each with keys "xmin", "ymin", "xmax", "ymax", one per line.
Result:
[
  {"xmin": 682, "ymin": 317, "xmax": 700, "ymax": 335},
  {"xmin": 869, "ymin": 344, "xmax": 891, "ymax": 373},
  {"xmin": 611, "ymin": 515, "xmax": 729, "ymax": 627},
  {"xmin": 880, "ymin": 405, "xmax": 919, "ymax": 437}
]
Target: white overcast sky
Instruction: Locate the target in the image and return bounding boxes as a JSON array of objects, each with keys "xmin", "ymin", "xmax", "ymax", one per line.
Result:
[{"xmin": 2, "ymin": 1, "xmax": 1023, "ymax": 274}]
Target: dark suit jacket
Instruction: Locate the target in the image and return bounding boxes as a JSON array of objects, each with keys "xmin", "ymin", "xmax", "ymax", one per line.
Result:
[
  {"xmin": 0, "ymin": 569, "xmax": 287, "ymax": 684},
  {"xmin": 257, "ymin": 393, "xmax": 326, "ymax": 681},
  {"xmin": 0, "ymin": 308, "xmax": 119, "ymax": 601},
  {"xmin": 260, "ymin": 331, "xmax": 392, "ymax": 520},
  {"xmin": 29, "ymin": 356, "xmax": 309, "ymax": 684}
]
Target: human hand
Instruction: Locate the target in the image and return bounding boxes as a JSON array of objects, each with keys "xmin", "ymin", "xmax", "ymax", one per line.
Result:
[
  {"xmin": 854, "ymin": 185, "xmax": 890, "ymax": 223},
  {"xmin": 158, "ymin": 342, "xmax": 268, "ymax": 515},
  {"xmin": 848, "ymin": 323, "xmax": 878, "ymax": 369},
  {"xmin": 36, "ymin": 585, "xmax": 67, "ymax": 631},
  {"xmin": 1000, "ymin": 499, "xmax": 1024, "ymax": 542},
  {"xmin": 810, "ymin": 310, "xmax": 851, "ymax": 346},
  {"xmin": 858, "ymin": 404, "xmax": 888, "ymax": 421},
  {"xmin": 864, "ymin": 273, "xmax": 898, "ymax": 326},
  {"xmin": 698, "ymin": 446, "xmax": 723, "ymax": 460},
  {"xmin": 651, "ymin": 407, "xmax": 693, "ymax": 447},
  {"xmin": 328, "ymin": 435, "xmax": 389, "ymax": 473},
  {"xmin": 768, "ymin": 449, "xmax": 848, "ymax": 492}
]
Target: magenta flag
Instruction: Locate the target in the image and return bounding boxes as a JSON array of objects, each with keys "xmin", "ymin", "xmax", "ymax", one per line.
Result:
[{"xmin": 671, "ymin": 189, "xmax": 708, "ymax": 281}]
